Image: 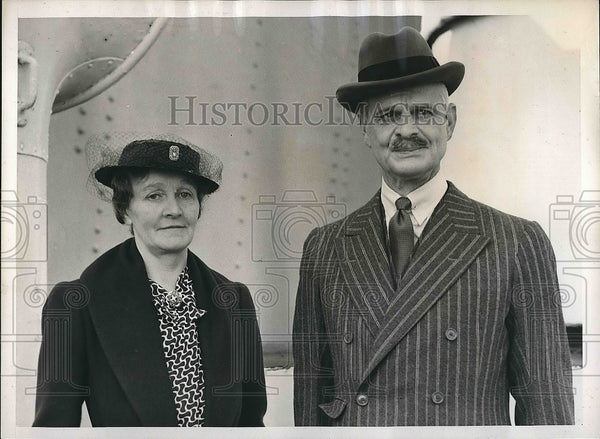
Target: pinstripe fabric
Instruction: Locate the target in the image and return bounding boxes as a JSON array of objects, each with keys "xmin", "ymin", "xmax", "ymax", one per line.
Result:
[{"xmin": 292, "ymin": 182, "xmax": 574, "ymax": 426}]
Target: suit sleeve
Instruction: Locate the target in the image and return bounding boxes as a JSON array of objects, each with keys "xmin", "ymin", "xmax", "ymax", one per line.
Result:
[
  {"xmin": 293, "ymin": 228, "xmax": 335, "ymax": 426},
  {"xmin": 33, "ymin": 282, "xmax": 89, "ymax": 427},
  {"xmin": 507, "ymin": 221, "xmax": 575, "ymax": 425},
  {"xmin": 236, "ymin": 283, "xmax": 267, "ymax": 426}
]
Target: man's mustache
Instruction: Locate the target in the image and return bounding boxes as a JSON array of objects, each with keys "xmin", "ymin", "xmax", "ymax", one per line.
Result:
[{"xmin": 390, "ymin": 134, "xmax": 427, "ymax": 150}]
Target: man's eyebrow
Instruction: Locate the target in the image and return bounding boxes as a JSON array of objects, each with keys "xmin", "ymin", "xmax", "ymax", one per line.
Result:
[
  {"xmin": 374, "ymin": 102, "xmax": 437, "ymax": 113},
  {"xmin": 372, "ymin": 103, "xmax": 400, "ymax": 114},
  {"xmin": 410, "ymin": 103, "xmax": 435, "ymax": 109}
]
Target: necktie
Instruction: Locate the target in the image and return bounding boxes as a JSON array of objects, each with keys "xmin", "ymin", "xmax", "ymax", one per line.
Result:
[{"xmin": 389, "ymin": 196, "xmax": 414, "ymax": 282}]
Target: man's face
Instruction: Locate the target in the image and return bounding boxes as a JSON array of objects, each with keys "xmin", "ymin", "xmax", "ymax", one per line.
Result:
[{"xmin": 363, "ymin": 83, "xmax": 457, "ymax": 189}]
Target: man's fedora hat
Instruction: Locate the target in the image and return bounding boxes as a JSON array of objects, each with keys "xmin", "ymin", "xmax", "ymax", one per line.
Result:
[
  {"xmin": 90, "ymin": 132, "xmax": 223, "ymax": 197},
  {"xmin": 336, "ymin": 26, "xmax": 465, "ymax": 113}
]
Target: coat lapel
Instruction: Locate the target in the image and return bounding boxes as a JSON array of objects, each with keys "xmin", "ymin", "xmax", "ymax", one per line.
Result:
[
  {"xmin": 334, "ymin": 192, "xmax": 396, "ymax": 336},
  {"xmin": 360, "ymin": 183, "xmax": 491, "ymax": 384},
  {"xmin": 186, "ymin": 254, "xmax": 239, "ymax": 427},
  {"xmin": 83, "ymin": 238, "xmax": 178, "ymax": 426}
]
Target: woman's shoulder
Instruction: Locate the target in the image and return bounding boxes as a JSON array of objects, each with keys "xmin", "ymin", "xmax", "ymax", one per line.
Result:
[
  {"xmin": 43, "ymin": 244, "xmax": 122, "ymax": 311},
  {"xmin": 187, "ymin": 251, "xmax": 255, "ymax": 309},
  {"xmin": 44, "ymin": 279, "xmax": 91, "ymax": 312},
  {"xmin": 79, "ymin": 238, "xmax": 138, "ymax": 281}
]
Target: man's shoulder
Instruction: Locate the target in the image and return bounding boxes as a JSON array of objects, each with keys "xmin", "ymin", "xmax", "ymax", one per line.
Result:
[
  {"xmin": 305, "ymin": 192, "xmax": 379, "ymax": 241},
  {"xmin": 460, "ymin": 191, "xmax": 537, "ymax": 232},
  {"xmin": 449, "ymin": 184, "xmax": 547, "ymax": 243}
]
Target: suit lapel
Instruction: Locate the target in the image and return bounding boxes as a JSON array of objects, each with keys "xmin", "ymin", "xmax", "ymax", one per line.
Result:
[
  {"xmin": 84, "ymin": 239, "xmax": 178, "ymax": 426},
  {"xmin": 360, "ymin": 183, "xmax": 491, "ymax": 384},
  {"xmin": 334, "ymin": 192, "xmax": 396, "ymax": 336}
]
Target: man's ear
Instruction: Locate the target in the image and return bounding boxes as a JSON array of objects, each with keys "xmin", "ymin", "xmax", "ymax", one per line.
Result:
[
  {"xmin": 446, "ymin": 103, "xmax": 457, "ymax": 140},
  {"xmin": 363, "ymin": 126, "xmax": 372, "ymax": 148}
]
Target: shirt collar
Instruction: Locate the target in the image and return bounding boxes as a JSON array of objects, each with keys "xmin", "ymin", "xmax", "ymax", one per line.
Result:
[{"xmin": 381, "ymin": 171, "xmax": 448, "ymax": 226}]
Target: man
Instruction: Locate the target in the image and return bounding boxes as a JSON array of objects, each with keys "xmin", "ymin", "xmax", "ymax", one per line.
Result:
[{"xmin": 293, "ymin": 27, "xmax": 574, "ymax": 426}]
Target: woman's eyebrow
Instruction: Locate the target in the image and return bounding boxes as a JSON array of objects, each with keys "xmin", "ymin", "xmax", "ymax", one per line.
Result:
[{"xmin": 138, "ymin": 182, "xmax": 165, "ymax": 191}]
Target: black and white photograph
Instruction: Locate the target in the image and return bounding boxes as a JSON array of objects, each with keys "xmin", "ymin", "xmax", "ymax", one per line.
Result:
[{"xmin": 2, "ymin": 1, "xmax": 598, "ymax": 438}]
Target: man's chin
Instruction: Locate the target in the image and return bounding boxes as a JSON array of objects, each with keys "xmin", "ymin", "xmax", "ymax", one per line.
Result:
[{"xmin": 388, "ymin": 163, "xmax": 434, "ymax": 179}]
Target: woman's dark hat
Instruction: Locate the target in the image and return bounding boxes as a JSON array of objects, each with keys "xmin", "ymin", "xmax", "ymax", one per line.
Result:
[
  {"xmin": 87, "ymin": 132, "xmax": 223, "ymax": 201},
  {"xmin": 336, "ymin": 27, "xmax": 465, "ymax": 113}
]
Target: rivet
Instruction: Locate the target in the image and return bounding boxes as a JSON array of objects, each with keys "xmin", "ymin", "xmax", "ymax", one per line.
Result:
[{"xmin": 87, "ymin": 63, "xmax": 93, "ymax": 68}]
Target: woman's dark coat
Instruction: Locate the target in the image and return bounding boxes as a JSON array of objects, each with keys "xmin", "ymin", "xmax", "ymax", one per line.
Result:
[{"xmin": 33, "ymin": 238, "xmax": 267, "ymax": 427}]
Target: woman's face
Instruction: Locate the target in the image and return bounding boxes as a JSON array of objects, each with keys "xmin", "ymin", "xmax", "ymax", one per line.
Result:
[{"xmin": 123, "ymin": 170, "xmax": 200, "ymax": 256}]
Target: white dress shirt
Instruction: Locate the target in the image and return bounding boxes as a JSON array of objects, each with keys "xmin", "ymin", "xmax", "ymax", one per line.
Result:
[{"xmin": 381, "ymin": 172, "xmax": 448, "ymax": 243}]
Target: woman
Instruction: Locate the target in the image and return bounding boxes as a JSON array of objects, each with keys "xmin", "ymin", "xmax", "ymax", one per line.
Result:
[{"xmin": 33, "ymin": 133, "xmax": 267, "ymax": 427}]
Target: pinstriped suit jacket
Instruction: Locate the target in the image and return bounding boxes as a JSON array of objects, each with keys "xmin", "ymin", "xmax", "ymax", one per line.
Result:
[{"xmin": 293, "ymin": 182, "xmax": 574, "ymax": 426}]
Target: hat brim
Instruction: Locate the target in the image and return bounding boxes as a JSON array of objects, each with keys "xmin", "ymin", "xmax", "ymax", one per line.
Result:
[
  {"xmin": 336, "ymin": 61, "xmax": 465, "ymax": 113},
  {"xmin": 95, "ymin": 165, "xmax": 219, "ymax": 194}
]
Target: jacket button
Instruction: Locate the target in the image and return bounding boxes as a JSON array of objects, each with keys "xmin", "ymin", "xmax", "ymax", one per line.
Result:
[
  {"xmin": 343, "ymin": 332, "xmax": 353, "ymax": 344},
  {"xmin": 356, "ymin": 394, "xmax": 368, "ymax": 406},
  {"xmin": 431, "ymin": 391, "xmax": 444, "ymax": 404},
  {"xmin": 445, "ymin": 328, "xmax": 458, "ymax": 341}
]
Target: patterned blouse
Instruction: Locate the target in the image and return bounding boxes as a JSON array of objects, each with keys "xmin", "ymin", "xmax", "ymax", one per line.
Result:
[{"xmin": 149, "ymin": 267, "xmax": 206, "ymax": 427}]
